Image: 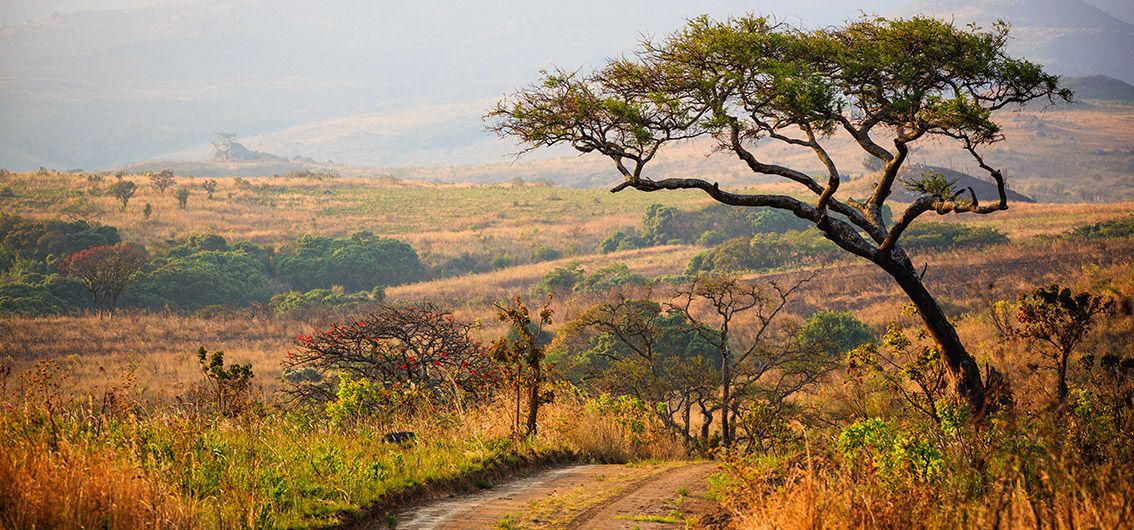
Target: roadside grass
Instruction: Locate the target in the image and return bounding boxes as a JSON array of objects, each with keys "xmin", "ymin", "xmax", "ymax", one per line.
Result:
[{"xmin": 0, "ymin": 367, "xmax": 685, "ymax": 529}]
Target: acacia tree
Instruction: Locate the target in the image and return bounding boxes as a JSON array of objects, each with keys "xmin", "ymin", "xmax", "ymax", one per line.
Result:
[
  {"xmin": 489, "ymin": 16, "xmax": 1069, "ymax": 414},
  {"xmin": 60, "ymin": 243, "xmax": 148, "ymax": 316}
]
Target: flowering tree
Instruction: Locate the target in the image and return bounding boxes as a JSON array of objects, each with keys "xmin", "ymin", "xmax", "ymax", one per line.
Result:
[
  {"xmin": 282, "ymin": 304, "xmax": 498, "ymax": 413},
  {"xmin": 60, "ymin": 243, "xmax": 148, "ymax": 316}
]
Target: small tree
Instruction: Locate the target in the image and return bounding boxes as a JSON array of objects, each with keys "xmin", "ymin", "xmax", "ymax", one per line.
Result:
[
  {"xmin": 60, "ymin": 243, "xmax": 148, "ymax": 316},
  {"xmin": 1014, "ymin": 285, "xmax": 1114, "ymax": 403},
  {"xmin": 143, "ymin": 202, "xmax": 152, "ymax": 220},
  {"xmin": 282, "ymin": 304, "xmax": 496, "ymax": 413},
  {"xmin": 148, "ymin": 169, "xmax": 175, "ymax": 194},
  {"xmin": 492, "ymin": 296, "xmax": 553, "ymax": 436},
  {"xmin": 202, "ymin": 179, "xmax": 218, "ymax": 200},
  {"xmin": 174, "ymin": 187, "xmax": 190, "ymax": 209},
  {"xmin": 195, "ymin": 347, "xmax": 254, "ymax": 416},
  {"xmin": 668, "ymin": 274, "xmax": 823, "ymax": 448},
  {"xmin": 109, "ymin": 179, "xmax": 137, "ymax": 210}
]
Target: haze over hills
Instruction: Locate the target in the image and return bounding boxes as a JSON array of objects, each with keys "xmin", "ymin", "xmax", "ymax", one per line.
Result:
[{"xmin": 0, "ymin": 0, "xmax": 1131, "ymax": 177}]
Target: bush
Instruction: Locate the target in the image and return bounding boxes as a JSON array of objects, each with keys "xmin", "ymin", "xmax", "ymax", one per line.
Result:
[
  {"xmin": 282, "ymin": 304, "xmax": 497, "ymax": 412},
  {"xmin": 532, "ymin": 262, "xmax": 586, "ymax": 297},
  {"xmin": 686, "ymin": 230, "xmax": 838, "ymax": 274},
  {"xmin": 131, "ymin": 242, "xmax": 273, "ymax": 310},
  {"xmin": 597, "ymin": 230, "xmax": 646, "ymax": 253},
  {"xmin": 0, "ymin": 216, "xmax": 120, "ymax": 261},
  {"xmin": 269, "ymin": 287, "xmax": 383, "ymax": 315},
  {"xmin": 277, "ymin": 232, "xmax": 424, "ymax": 292},
  {"xmin": 798, "ymin": 310, "xmax": 876, "ymax": 357},
  {"xmin": 0, "ymin": 273, "xmax": 89, "ymax": 315},
  {"xmin": 1067, "ymin": 216, "xmax": 1134, "ymax": 240},
  {"xmin": 902, "ymin": 222, "xmax": 1009, "ymax": 251}
]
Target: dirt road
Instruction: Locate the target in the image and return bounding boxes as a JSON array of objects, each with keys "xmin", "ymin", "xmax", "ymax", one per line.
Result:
[{"xmin": 391, "ymin": 461, "xmax": 717, "ymax": 529}]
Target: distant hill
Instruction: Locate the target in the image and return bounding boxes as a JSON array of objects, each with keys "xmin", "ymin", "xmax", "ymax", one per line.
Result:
[
  {"xmin": 1, "ymin": 0, "xmax": 1132, "ymax": 173},
  {"xmin": 903, "ymin": 0, "xmax": 1134, "ymax": 84},
  {"xmin": 892, "ymin": 165, "xmax": 1036, "ymax": 204},
  {"xmin": 1066, "ymin": 75, "xmax": 1134, "ymax": 103}
]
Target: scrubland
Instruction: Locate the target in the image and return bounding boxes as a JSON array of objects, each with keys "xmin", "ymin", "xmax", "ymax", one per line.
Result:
[{"xmin": 2, "ymin": 168, "xmax": 1133, "ymax": 528}]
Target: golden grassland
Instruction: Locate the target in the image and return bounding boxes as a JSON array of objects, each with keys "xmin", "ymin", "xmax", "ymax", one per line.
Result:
[{"xmin": 4, "ymin": 165, "xmax": 1134, "ymax": 528}]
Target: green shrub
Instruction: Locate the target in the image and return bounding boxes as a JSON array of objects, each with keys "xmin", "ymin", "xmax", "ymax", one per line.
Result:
[
  {"xmin": 269, "ymin": 287, "xmax": 382, "ymax": 315},
  {"xmin": 901, "ymin": 222, "xmax": 1009, "ymax": 251},
  {"xmin": 277, "ymin": 232, "xmax": 424, "ymax": 292},
  {"xmin": 1067, "ymin": 216, "xmax": 1134, "ymax": 240},
  {"xmin": 131, "ymin": 244, "xmax": 273, "ymax": 310},
  {"xmin": 798, "ymin": 310, "xmax": 876, "ymax": 357}
]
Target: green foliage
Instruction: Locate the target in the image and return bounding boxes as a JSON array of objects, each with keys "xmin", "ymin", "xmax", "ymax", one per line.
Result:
[
  {"xmin": 838, "ymin": 418, "xmax": 944, "ymax": 484},
  {"xmin": 277, "ymin": 232, "xmax": 425, "ymax": 292},
  {"xmin": 798, "ymin": 310, "xmax": 876, "ymax": 357},
  {"xmin": 533, "ymin": 262, "xmax": 645, "ymax": 297},
  {"xmin": 174, "ymin": 186, "xmax": 190, "ymax": 208},
  {"xmin": 532, "ymin": 262, "xmax": 586, "ymax": 296},
  {"xmin": 686, "ymin": 230, "xmax": 838, "ymax": 275},
  {"xmin": 269, "ymin": 286, "xmax": 382, "ymax": 316},
  {"xmin": 325, "ymin": 373, "xmax": 383, "ymax": 428},
  {"xmin": 0, "ymin": 272, "xmax": 89, "ymax": 315},
  {"xmin": 530, "ymin": 244, "xmax": 562, "ymax": 262},
  {"xmin": 901, "ymin": 223, "xmax": 1009, "ymax": 251},
  {"xmin": 109, "ymin": 179, "xmax": 137, "ymax": 210},
  {"xmin": 597, "ymin": 229, "xmax": 646, "ymax": 253},
  {"xmin": 0, "ymin": 215, "xmax": 120, "ymax": 261},
  {"xmin": 900, "ymin": 169, "xmax": 959, "ymax": 200},
  {"xmin": 1067, "ymin": 216, "xmax": 1134, "ymax": 240},
  {"xmin": 195, "ymin": 347, "xmax": 255, "ymax": 416},
  {"xmin": 131, "ymin": 237, "xmax": 272, "ymax": 310}
]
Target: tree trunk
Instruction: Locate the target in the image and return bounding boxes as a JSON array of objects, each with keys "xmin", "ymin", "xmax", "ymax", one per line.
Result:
[
  {"xmin": 526, "ymin": 363, "xmax": 541, "ymax": 435},
  {"xmin": 881, "ymin": 256, "xmax": 987, "ymax": 414},
  {"xmin": 721, "ymin": 353, "xmax": 732, "ymax": 448},
  {"xmin": 700, "ymin": 404, "xmax": 713, "ymax": 441},
  {"xmin": 1057, "ymin": 349, "xmax": 1070, "ymax": 404}
]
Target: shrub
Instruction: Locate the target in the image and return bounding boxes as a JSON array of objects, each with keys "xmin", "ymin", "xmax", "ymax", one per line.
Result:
[
  {"xmin": 131, "ymin": 242, "xmax": 272, "ymax": 310},
  {"xmin": 277, "ymin": 232, "xmax": 424, "ymax": 292},
  {"xmin": 798, "ymin": 310, "xmax": 876, "ymax": 357},
  {"xmin": 282, "ymin": 304, "xmax": 497, "ymax": 412},
  {"xmin": 532, "ymin": 262, "xmax": 585, "ymax": 297},
  {"xmin": 269, "ymin": 286, "xmax": 382, "ymax": 315},
  {"xmin": 901, "ymin": 222, "xmax": 1009, "ymax": 251},
  {"xmin": 0, "ymin": 215, "xmax": 120, "ymax": 261},
  {"xmin": 194, "ymin": 347, "xmax": 255, "ymax": 416},
  {"xmin": 1067, "ymin": 216, "xmax": 1134, "ymax": 240}
]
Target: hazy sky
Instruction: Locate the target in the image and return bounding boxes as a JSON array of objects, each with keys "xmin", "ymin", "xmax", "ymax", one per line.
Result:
[{"xmin": 1, "ymin": 0, "xmax": 913, "ymax": 27}]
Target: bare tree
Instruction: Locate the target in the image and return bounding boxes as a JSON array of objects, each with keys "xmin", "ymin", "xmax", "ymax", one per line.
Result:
[{"xmin": 667, "ymin": 275, "xmax": 823, "ymax": 448}]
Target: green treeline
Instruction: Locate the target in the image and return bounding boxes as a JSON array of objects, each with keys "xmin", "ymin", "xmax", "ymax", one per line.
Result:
[{"xmin": 0, "ymin": 216, "xmax": 424, "ymax": 315}]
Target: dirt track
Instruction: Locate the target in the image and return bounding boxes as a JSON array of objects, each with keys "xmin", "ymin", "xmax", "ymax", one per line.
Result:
[{"xmin": 390, "ymin": 462, "xmax": 717, "ymax": 529}]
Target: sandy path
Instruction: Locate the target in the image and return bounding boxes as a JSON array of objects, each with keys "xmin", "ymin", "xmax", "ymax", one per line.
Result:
[{"xmin": 391, "ymin": 462, "xmax": 716, "ymax": 529}]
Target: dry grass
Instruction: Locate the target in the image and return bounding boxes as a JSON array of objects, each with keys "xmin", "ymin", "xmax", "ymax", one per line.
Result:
[{"xmin": 0, "ymin": 435, "xmax": 194, "ymax": 529}]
